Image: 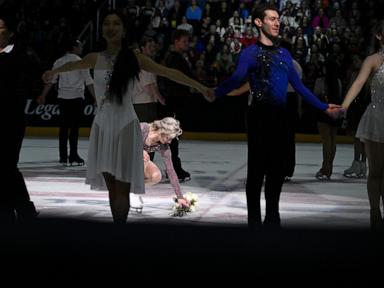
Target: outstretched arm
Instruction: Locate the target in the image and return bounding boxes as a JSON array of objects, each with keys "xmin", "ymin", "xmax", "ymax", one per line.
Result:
[
  {"xmin": 42, "ymin": 53, "xmax": 98, "ymax": 82},
  {"xmin": 288, "ymin": 58, "xmax": 342, "ymax": 118},
  {"xmin": 288, "ymin": 58, "xmax": 328, "ymax": 111},
  {"xmin": 342, "ymin": 55, "xmax": 375, "ymax": 109},
  {"xmin": 86, "ymin": 84, "xmax": 97, "ymax": 104},
  {"xmin": 214, "ymin": 47, "xmax": 253, "ymax": 98},
  {"xmin": 136, "ymin": 52, "xmax": 212, "ymax": 102},
  {"xmin": 227, "ymin": 82, "xmax": 250, "ymax": 96}
]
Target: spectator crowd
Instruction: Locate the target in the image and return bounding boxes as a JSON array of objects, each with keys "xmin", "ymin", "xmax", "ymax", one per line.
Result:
[{"xmin": 2, "ymin": 0, "xmax": 384, "ymax": 131}]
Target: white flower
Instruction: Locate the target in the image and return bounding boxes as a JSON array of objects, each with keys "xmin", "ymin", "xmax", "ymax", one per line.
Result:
[
  {"xmin": 184, "ymin": 191, "xmax": 198, "ymax": 203},
  {"xmin": 169, "ymin": 192, "xmax": 198, "ymax": 217}
]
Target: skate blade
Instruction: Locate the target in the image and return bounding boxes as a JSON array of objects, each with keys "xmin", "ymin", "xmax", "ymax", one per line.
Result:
[
  {"xmin": 69, "ymin": 162, "xmax": 85, "ymax": 167},
  {"xmin": 131, "ymin": 207, "xmax": 143, "ymax": 214},
  {"xmin": 343, "ymin": 173, "xmax": 359, "ymax": 178}
]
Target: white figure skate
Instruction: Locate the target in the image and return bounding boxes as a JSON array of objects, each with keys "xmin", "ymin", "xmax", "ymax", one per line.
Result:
[
  {"xmin": 130, "ymin": 193, "xmax": 144, "ymax": 213},
  {"xmin": 344, "ymin": 160, "xmax": 362, "ymax": 178},
  {"xmin": 358, "ymin": 161, "xmax": 367, "ymax": 178}
]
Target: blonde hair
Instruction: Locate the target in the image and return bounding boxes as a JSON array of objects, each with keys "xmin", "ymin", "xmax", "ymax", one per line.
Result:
[{"xmin": 151, "ymin": 117, "xmax": 183, "ymax": 139}]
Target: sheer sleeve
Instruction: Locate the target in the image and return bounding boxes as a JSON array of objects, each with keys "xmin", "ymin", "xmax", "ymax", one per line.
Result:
[{"xmin": 160, "ymin": 147, "xmax": 182, "ymax": 199}]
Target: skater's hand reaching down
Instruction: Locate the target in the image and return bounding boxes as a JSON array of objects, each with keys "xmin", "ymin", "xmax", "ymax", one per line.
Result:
[
  {"xmin": 170, "ymin": 192, "xmax": 198, "ymax": 217},
  {"xmin": 177, "ymin": 197, "xmax": 190, "ymax": 208}
]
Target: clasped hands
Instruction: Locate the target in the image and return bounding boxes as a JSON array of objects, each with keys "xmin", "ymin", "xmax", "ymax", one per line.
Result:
[
  {"xmin": 200, "ymin": 89, "xmax": 348, "ymax": 121},
  {"xmin": 200, "ymin": 87, "xmax": 216, "ymax": 102},
  {"xmin": 201, "ymin": 89, "xmax": 347, "ymax": 121},
  {"xmin": 326, "ymin": 104, "xmax": 346, "ymax": 119},
  {"xmin": 42, "ymin": 70, "xmax": 56, "ymax": 83}
]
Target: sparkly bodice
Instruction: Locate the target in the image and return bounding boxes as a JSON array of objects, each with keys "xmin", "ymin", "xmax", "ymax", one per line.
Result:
[
  {"xmin": 143, "ymin": 142, "xmax": 168, "ymax": 153},
  {"xmin": 140, "ymin": 123, "xmax": 168, "ymax": 153},
  {"xmin": 355, "ymin": 50, "xmax": 384, "ymax": 143},
  {"xmin": 370, "ymin": 51, "xmax": 384, "ymax": 106}
]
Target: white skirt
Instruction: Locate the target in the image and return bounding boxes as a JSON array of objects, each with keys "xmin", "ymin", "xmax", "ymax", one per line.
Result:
[{"xmin": 86, "ymin": 108, "xmax": 145, "ymax": 194}]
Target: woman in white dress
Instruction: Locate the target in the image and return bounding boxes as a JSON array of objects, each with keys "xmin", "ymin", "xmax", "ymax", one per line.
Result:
[
  {"xmin": 342, "ymin": 20, "xmax": 384, "ymax": 230},
  {"xmin": 43, "ymin": 11, "xmax": 213, "ymax": 224}
]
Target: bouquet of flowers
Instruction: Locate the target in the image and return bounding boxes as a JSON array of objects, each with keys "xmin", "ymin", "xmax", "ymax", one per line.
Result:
[{"xmin": 170, "ymin": 192, "xmax": 198, "ymax": 217}]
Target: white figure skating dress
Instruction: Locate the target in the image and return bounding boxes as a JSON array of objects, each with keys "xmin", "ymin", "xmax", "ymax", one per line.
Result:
[{"xmin": 86, "ymin": 52, "xmax": 145, "ymax": 194}]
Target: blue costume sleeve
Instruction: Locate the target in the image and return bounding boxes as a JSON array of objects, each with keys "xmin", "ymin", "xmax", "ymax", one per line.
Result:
[
  {"xmin": 287, "ymin": 56, "xmax": 328, "ymax": 111},
  {"xmin": 214, "ymin": 46, "xmax": 253, "ymax": 98}
]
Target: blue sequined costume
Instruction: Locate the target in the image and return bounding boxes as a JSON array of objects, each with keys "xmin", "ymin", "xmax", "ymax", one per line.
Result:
[
  {"xmin": 215, "ymin": 43, "xmax": 327, "ymax": 110},
  {"xmin": 214, "ymin": 42, "xmax": 328, "ymax": 228}
]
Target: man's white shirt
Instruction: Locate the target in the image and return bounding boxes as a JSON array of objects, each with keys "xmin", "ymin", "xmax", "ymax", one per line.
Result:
[{"xmin": 50, "ymin": 53, "xmax": 93, "ymax": 99}]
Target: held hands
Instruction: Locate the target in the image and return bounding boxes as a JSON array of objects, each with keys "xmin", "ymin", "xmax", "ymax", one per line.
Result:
[
  {"xmin": 157, "ymin": 96, "xmax": 166, "ymax": 106},
  {"xmin": 339, "ymin": 107, "xmax": 347, "ymax": 118},
  {"xmin": 42, "ymin": 70, "xmax": 56, "ymax": 83},
  {"xmin": 326, "ymin": 104, "xmax": 345, "ymax": 119},
  {"xmin": 200, "ymin": 87, "xmax": 216, "ymax": 102}
]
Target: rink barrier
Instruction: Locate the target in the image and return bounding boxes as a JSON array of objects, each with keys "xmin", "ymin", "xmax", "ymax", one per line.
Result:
[{"xmin": 25, "ymin": 127, "xmax": 354, "ymax": 143}]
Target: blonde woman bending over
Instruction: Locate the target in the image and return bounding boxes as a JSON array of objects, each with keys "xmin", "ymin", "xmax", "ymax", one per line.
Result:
[{"xmin": 131, "ymin": 117, "xmax": 189, "ymax": 211}]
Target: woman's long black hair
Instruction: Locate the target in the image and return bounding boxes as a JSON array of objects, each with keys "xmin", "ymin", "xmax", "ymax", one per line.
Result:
[{"xmin": 103, "ymin": 11, "xmax": 140, "ymax": 104}]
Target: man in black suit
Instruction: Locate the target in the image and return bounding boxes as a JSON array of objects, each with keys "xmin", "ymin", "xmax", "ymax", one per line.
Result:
[
  {"xmin": 0, "ymin": 13, "xmax": 39, "ymax": 223},
  {"xmin": 159, "ymin": 29, "xmax": 193, "ymax": 181}
]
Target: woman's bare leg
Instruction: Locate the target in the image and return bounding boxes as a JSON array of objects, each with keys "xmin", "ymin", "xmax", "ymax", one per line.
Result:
[{"xmin": 144, "ymin": 160, "xmax": 162, "ymax": 185}]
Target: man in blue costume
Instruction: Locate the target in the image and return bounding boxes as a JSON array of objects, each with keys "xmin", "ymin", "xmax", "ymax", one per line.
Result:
[{"xmin": 214, "ymin": 4, "xmax": 341, "ymax": 229}]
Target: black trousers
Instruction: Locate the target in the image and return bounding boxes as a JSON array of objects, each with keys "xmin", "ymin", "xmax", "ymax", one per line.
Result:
[
  {"xmin": 58, "ymin": 98, "xmax": 84, "ymax": 160},
  {"xmin": 245, "ymin": 103, "xmax": 288, "ymax": 227},
  {"xmin": 158, "ymin": 99, "xmax": 186, "ymax": 174},
  {"xmin": 2, "ymin": 116, "xmax": 36, "ymax": 222},
  {"xmin": 285, "ymin": 92, "xmax": 299, "ymax": 178}
]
